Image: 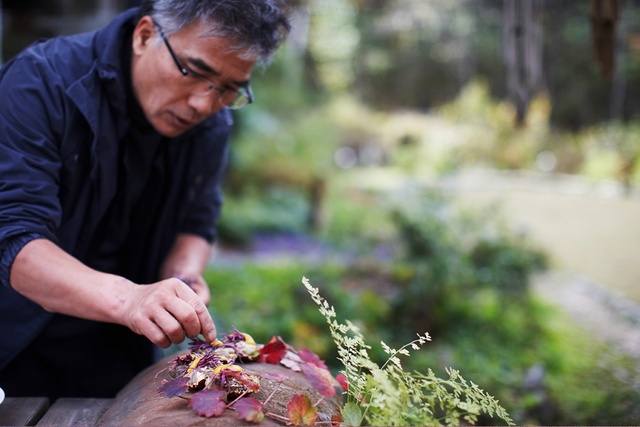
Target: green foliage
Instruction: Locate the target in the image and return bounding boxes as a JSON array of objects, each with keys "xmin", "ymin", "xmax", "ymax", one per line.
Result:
[
  {"xmin": 537, "ymin": 306, "xmax": 640, "ymax": 425},
  {"xmin": 204, "ymin": 262, "xmax": 350, "ymax": 353},
  {"xmin": 579, "ymin": 121, "xmax": 640, "ymax": 187},
  {"xmin": 386, "ymin": 190, "xmax": 548, "ymax": 336},
  {"xmin": 303, "ymin": 277, "xmax": 514, "ymax": 426},
  {"xmin": 217, "ymin": 187, "xmax": 309, "ymax": 246}
]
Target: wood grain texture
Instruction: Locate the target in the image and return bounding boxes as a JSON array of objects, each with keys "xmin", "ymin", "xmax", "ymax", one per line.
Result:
[
  {"xmin": 0, "ymin": 397, "xmax": 49, "ymax": 426},
  {"xmin": 35, "ymin": 398, "xmax": 112, "ymax": 426}
]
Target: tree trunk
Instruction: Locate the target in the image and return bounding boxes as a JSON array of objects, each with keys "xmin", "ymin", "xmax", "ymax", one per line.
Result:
[
  {"xmin": 502, "ymin": 0, "xmax": 545, "ymax": 127},
  {"xmin": 590, "ymin": 0, "xmax": 619, "ymax": 82}
]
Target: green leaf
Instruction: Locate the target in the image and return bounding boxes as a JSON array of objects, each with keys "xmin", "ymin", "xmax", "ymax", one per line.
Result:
[{"xmin": 341, "ymin": 402, "xmax": 363, "ymax": 426}]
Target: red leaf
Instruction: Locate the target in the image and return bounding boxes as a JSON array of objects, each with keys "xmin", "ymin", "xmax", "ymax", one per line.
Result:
[
  {"xmin": 298, "ymin": 348, "xmax": 328, "ymax": 370},
  {"xmin": 234, "ymin": 397, "xmax": 265, "ymax": 423},
  {"xmin": 262, "ymin": 372, "xmax": 289, "ymax": 382},
  {"xmin": 188, "ymin": 389, "xmax": 227, "ymax": 418},
  {"xmin": 301, "ymin": 363, "xmax": 337, "ymax": 398},
  {"xmin": 331, "ymin": 413, "xmax": 344, "ymax": 426},
  {"xmin": 336, "ymin": 373, "xmax": 348, "ymax": 391},
  {"xmin": 158, "ymin": 377, "xmax": 189, "ymax": 398},
  {"xmin": 287, "ymin": 394, "xmax": 318, "ymax": 426},
  {"xmin": 259, "ymin": 336, "xmax": 288, "ymax": 364},
  {"xmin": 223, "ymin": 370, "xmax": 261, "ymax": 393}
]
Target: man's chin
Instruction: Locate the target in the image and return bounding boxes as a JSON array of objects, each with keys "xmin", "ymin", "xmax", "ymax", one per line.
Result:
[{"xmin": 153, "ymin": 116, "xmax": 194, "ymax": 138}]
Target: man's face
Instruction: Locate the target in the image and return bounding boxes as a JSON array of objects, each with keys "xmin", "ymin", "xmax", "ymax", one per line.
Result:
[{"xmin": 131, "ymin": 16, "xmax": 256, "ymax": 138}]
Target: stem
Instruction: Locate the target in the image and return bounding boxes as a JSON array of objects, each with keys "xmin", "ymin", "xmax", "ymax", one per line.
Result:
[
  {"xmin": 313, "ymin": 396, "xmax": 326, "ymax": 407},
  {"xmin": 262, "ymin": 382, "xmax": 282, "ymax": 407},
  {"xmin": 225, "ymin": 390, "xmax": 249, "ymax": 408},
  {"xmin": 265, "ymin": 412, "xmax": 291, "ymax": 424}
]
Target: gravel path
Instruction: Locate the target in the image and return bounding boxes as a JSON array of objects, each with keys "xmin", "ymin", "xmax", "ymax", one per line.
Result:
[{"xmin": 534, "ymin": 271, "xmax": 640, "ymax": 362}]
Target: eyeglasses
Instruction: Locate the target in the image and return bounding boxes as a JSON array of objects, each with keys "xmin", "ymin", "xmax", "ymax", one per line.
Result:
[{"xmin": 155, "ymin": 21, "xmax": 254, "ymax": 110}]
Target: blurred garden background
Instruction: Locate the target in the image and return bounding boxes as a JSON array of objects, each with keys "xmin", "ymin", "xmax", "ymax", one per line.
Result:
[{"xmin": 3, "ymin": 0, "xmax": 640, "ymax": 424}]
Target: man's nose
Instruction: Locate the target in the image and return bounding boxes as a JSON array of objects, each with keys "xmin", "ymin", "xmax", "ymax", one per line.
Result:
[{"xmin": 187, "ymin": 93, "xmax": 221, "ymax": 118}]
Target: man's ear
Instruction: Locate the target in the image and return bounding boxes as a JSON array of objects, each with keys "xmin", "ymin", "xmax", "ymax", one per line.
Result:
[{"xmin": 132, "ymin": 15, "xmax": 156, "ymax": 55}]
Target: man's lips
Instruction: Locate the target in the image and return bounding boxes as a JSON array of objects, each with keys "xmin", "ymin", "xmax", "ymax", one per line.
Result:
[{"xmin": 168, "ymin": 112, "xmax": 197, "ymax": 129}]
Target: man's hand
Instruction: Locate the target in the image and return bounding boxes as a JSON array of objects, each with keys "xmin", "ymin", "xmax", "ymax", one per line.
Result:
[
  {"xmin": 10, "ymin": 238, "xmax": 217, "ymax": 348},
  {"xmin": 120, "ymin": 277, "xmax": 217, "ymax": 348},
  {"xmin": 174, "ymin": 275, "xmax": 211, "ymax": 306}
]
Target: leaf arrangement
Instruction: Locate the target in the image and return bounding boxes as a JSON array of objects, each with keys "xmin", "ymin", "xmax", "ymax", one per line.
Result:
[
  {"xmin": 157, "ymin": 328, "xmax": 342, "ymax": 425},
  {"xmin": 158, "ymin": 277, "xmax": 515, "ymax": 426}
]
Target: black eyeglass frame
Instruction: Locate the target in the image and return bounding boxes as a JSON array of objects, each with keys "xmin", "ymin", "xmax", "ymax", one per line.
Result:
[{"xmin": 154, "ymin": 20, "xmax": 254, "ymax": 109}]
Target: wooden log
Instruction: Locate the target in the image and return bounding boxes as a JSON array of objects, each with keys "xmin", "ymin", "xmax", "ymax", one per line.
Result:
[
  {"xmin": 0, "ymin": 397, "xmax": 49, "ymax": 426},
  {"xmin": 35, "ymin": 398, "xmax": 113, "ymax": 426},
  {"xmin": 97, "ymin": 353, "xmax": 341, "ymax": 426}
]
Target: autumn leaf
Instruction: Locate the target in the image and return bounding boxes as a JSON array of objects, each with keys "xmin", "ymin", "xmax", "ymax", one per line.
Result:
[
  {"xmin": 280, "ymin": 350, "xmax": 303, "ymax": 372},
  {"xmin": 336, "ymin": 373, "xmax": 348, "ymax": 391},
  {"xmin": 301, "ymin": 363, "xmax": 337, "ymax": 398},
  {"xmin": 158, "ymin": 377, "xmax": 189, "ymax": 398},
  {"xmin": 234, "ymin": 397, "xmax": 265, "ymax": 423},
  {"xmin": 287, "ymin": 394, "xmax": 318, "ymax": 426},
  {"xmin": 298, "ymin": 348, "xmax": 328, "ymax": 370},
  {"xmin": 224, "ymin": 370, "xmax": 261, "ymax": 393},
  {"xmin": 259, "ymin": 336, "xmax": 288, "ymax": 364},
  {"xmin": 262, "ymin": 372, "xmax": 289, "ymax": 382},
  {"xmin": 188, "ymin": 389, "xmax": 227, "ymax": 418}
]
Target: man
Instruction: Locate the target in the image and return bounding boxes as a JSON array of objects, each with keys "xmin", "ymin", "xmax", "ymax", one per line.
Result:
[{"xmin": 0, "ymin": 0, "xmax": 290, "ymax": 399}]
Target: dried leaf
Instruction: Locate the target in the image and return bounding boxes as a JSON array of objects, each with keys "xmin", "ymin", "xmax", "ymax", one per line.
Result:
[
  {"xmin": 188, "ymin": 389, "xmax": 227, "ymax": 418},
  {"xmin": 280, "ymin": 350, "xmax": 303, "ymax": 372},
  {"xmin": 158, "ymin": 377, "xmax": 189, "ymax": 398},
  {"xmin": 259, "ymin": 336, "xmax": 288, "ymax": 364},
  {"xmin": 234, "ymin": 397, "xmax": 265, "ymax": 423},
  {"xmin": 224, "ymin": 370, "xmax": 261, "ymax": 394},
  {"xmin": 262, "ymin": 372, "xmax": 289, "ymax": 381},
  {"xmin": 336, "ymin": 373, "xmax": 348, "ymax": 391},
  {"xmin": 287, "ymin": 394, "xmax": 318, "ymax": 426},
  {"xmin": 301, "ymin": 363, "xmax": 337, "ymax": 398},
  {"xmin": 298, "ymin": 348, "xmax": 328, "ymax": 370}
]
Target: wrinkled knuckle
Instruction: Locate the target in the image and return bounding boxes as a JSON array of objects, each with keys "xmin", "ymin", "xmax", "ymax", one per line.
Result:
[
  {"xmin": 191, "ymin": 299, "xmax": 208, "ymax": 314},
  {"xmin": 166, "ymin": 323, "xmax": 184, "ymax": 338}
]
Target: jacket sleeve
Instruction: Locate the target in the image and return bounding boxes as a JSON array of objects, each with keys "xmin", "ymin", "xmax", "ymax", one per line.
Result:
[{"xmin": 0, "ymin": 54, "xmax": 66, "ymax": 288}]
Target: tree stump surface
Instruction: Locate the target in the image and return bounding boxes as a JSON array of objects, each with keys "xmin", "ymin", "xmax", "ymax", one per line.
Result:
[{"xmin": 97, "ymin": 353, "xmax": 342, "ymax": 426}]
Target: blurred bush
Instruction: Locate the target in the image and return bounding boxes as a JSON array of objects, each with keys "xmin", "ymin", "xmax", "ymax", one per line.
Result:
[
  {"xmin": 206, "ymin": 188, "xmax": 639, "ymax": 426},
  {"xmin": 386, "ymin": 190, "xmax": 548, "ymax": 338}
]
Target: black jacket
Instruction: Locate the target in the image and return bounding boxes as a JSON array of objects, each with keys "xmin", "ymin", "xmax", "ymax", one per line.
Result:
[{"xmin": 0, "ymin": 8, "xmax": 232, "ymax": 369}]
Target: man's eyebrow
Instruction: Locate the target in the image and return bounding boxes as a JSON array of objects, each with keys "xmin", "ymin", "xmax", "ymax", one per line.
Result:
[
  {"xmin": 187, "ymin": 56, "xmax": 251, "ymax": 88},
  {"xmin": 187, "ymin": 57, "xmax": 218, "ymax": 75}
]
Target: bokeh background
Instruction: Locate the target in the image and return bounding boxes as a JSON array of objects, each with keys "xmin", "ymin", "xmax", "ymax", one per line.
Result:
[{"xmin": 2, "ymin": 0, "xmax": 640, "ymax": 424}]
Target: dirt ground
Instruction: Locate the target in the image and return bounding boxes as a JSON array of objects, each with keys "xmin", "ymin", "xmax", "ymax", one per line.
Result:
[{"xmin": 440, "ymin": 169, "xmax": 640, "ymax": 304}]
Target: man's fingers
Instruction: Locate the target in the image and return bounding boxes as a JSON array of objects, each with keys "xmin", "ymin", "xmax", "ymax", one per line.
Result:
[
  {"xmin": 194, "ymin": 299, "xmax": 217, "ymax": 343},
  {"xmin": 124, "ymin": 279, "xmax": 216, "ymax": 346},
  {"xmin": 137, "ymin": 317, "xmax": 172, "ymax": 348},
  {"xmin": 174, "ymin": 281, "xmax": 217, "ymax": 342},
  {"xmin": 153, "ymin": 309, "xmax": 188, "ymax": 344}
]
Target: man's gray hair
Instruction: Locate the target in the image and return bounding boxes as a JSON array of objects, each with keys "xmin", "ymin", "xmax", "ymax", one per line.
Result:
[{"xmin": 138, "ymin": 0, "xmax": 291, "ymax": 63}]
